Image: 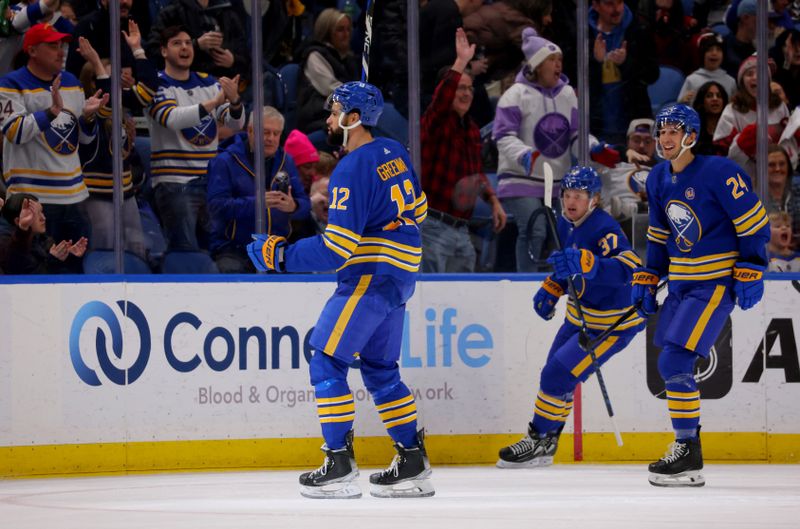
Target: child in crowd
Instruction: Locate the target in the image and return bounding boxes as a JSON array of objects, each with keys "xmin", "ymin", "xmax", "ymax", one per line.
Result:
[{"xmin": 767, "ymin": 211, "xmax": 800, "ymax": 272}]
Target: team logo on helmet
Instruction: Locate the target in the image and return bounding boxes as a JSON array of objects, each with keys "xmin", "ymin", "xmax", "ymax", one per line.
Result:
[
  {"xmin": 181, "ymin": 114, "xmax": 217, "ymax": 146},
  {"xmin": 43, "ymin": 110, "xmax": 79, "ymax": 155},
  {"xmin": 665, "ymin": 200, "xmax": 702, "ymax": 252},
  {"xmin": 533, "ymin": 112, "xmax": 571, "ymax": 158}
]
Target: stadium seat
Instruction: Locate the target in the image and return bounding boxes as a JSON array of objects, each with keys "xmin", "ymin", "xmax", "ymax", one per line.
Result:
[
  {"xmin": 160, "ymin": 251, "xmax": 219, "ymax": 274},
  {"xmin": 647, "ymin": 65, "xmax": 686, "ymax": 115},
  {"xmin": 375, "ymin": 102, "xmax": 409, "ymax": 146},
  {"xmin": 82, "ymin": 250, "xmax": 152, "ymax": 274},
  {"xmin": 278, "ymin": 63, "xmax": 301, "ymax": 131}
]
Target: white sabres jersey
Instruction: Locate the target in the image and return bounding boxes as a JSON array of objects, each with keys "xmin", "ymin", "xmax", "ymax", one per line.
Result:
[
  {"xmin": 147, "ymin": 71, "xmax": 244, "ymax": 186},
  {"xmin": 0, "ymin": 67, "xmax": 92, "ymax": 204}
]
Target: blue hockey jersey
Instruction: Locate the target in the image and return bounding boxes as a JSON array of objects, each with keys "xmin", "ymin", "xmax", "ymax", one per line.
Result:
[
  {"xmin": 284, "ymin": 137, "xmax": 427, "ymax": 282},
  {"xmin": 645, "ymin": 155, "xmax": 770, "ymax": 287},
  {"xmin": 554, "ymin": 208, "xmax": 645, "ymax": 332}
]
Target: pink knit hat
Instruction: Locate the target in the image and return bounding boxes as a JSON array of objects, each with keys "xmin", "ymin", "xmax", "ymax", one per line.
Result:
[{"xmin": 284, "ymin": 130, "xmax": 320, "ymax": 166}]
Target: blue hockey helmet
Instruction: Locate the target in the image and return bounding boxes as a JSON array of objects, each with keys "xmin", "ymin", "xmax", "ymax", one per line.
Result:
[
  {"xmin": 561, "ymin": 165, "xmax": 602, "ymax": 196},
  {"xmin": 325, "ymin": 81, "xmax": 384, "ymax": 127},
  {"xmin": 654, "ymin": 103, "xmax": 701, "ymax": 137}
]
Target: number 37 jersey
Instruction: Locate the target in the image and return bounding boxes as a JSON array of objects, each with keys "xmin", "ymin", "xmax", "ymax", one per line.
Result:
[
  {"xmin": 645, "ymin": 155, "xmax": 770, "ymax": 286},
  {"xmin": 285, "ymin": 137, "xmax": 428, "ymax": 282}
]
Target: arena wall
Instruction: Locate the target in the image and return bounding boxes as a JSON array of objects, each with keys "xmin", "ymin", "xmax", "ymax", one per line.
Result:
[{"xmin": 1, "ymin": 275, "xmax": 798, "ymax": 477}]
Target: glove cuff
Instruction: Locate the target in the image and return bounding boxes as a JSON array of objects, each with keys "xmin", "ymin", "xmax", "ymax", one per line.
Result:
[
  {"xmin": 543, "ymin": 276, "xmax": 564, "ymax": 297},
  {"xmin": 632, "ymin": 267, "xmax": 659, "ymax": 285},
  {"xmin": 262, "ymin": 236, "xmax": 287, "ymax": 272},
  {"xmin": 579, "ymin": 249, "xmax": 596, "ymax": 274},
  {"xmin": 733, "ymin": 263, "xmax": 764, "ymax": 282}
]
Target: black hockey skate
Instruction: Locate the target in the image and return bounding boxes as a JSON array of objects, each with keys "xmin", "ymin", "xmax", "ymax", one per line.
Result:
[
  {"xmin": 648, "ymin": 429, "xmax": 704, "ymax": 487},
  {"xmin": 369, "ymin": 429, "xmax": 434, "ymax": 498},
  {"xmin": 496, "ymin": 424, "xmax": 559, "ymax": 468},
  {"xmin": 299, "ymin": 430, "xmax": 361, "ymax": 499}
]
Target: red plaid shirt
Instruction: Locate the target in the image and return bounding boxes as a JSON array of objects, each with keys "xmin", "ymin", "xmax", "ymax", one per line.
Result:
[{"xmin": 421, "ymin": 69, "xmax": 494, "ymax": 219}]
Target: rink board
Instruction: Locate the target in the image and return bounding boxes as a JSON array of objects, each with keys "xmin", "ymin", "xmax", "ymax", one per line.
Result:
[{"xmin": 1, "ymin": 275, "xmax": 799, "ymax": 476}]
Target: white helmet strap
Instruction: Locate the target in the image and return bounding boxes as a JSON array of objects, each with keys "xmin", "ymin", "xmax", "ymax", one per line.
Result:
[{"xmin": 338, "ymin": 111, "xmax": 361, "ymax": 147}]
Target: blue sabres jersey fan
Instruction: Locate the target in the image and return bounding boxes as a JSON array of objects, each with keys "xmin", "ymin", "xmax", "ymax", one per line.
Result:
[
  {"xmin": 284, "ymin": 137, "xmax": 428, "ymax": 282},
  {"xmin": 552, "ymin": 208, "xmax": 645, "ymax": 333},
  {"xmin": 645, "ymin": 155, "xmax": 770, "ymax": 287}
]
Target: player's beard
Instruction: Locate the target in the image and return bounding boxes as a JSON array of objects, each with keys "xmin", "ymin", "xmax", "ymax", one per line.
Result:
[{"xmin": 327, "ymin": 127, "xmax": 345, "ymax": 147}]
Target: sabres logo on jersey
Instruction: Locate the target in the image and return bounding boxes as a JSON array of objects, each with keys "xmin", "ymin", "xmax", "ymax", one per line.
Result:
[
  {"xmin": 666, "ymin": 200, "xmax": 702, "ymax": 252},
  {"xmin": 626, "ymin": 166, "xmax": 650, "ymax": 195},
  {"xmin": 43, "ymin": 109, "xmax": 79, "ymax": 155},
  {"xmin": 533, "ymin": 112, "xmax": 571, "ymax": 158},
  {"xmin": 182, "ymin": 114, "xmax": 217, "ymax": 146}
]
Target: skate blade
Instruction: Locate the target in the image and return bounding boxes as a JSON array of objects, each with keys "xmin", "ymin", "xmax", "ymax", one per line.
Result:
[
  {"xmin": 648, "ymin": 470, "xmax": 705, "ymax": 488},
  {"xmin": 300, "ymin": 482, "xmax": 362, "ymax": 499},
  {"xmin": 370, "ymin": 474, "xmax": 435, "ymax": 498},
  {"xmin": 495, "ymin": 456, "xmax": 554, "ymax": 469}
]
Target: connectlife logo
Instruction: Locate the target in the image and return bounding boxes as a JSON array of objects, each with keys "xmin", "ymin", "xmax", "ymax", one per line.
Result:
[{"xmin": 69, "ymin": 300, "xmax": 151, "ymax": 386}]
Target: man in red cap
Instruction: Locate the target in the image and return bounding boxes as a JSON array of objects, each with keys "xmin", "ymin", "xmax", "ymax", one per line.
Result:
[{"xmin": 0, "ymin": 23, "xmax": 107, "ymax": 273}]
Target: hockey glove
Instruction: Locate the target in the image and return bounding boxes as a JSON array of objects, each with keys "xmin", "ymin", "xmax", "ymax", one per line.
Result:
[
  {"xmin": 631, "ymin": 267, "xmax": 660, "ymax": 315},
  {"xmin": 548, "ymin": 248, "xmax": 598, "ymax": 280},
  {"xmin": 532, "ymin": 276, "xmax": 564, "ymax": 320},
  {"xmin": 247, "ymin": 234, "xmax": 287, "ymax": 272},
  {"xmin": 590, "ymin": 142, "xmax": 621, "ymax": 168},
  {"xmin": 733, "ymin": 263, "xmax": 765, "ymax": 310}
]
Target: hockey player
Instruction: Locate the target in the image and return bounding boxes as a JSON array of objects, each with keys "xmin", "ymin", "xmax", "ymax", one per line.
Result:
[
  {"xmin": 633, "ymin": 103, "xmax": 770, "ymax": 487},
  {"xmin": 497, "ymin": 166, "xmax": 645, "ymax": 468},
  {"xmin": 247, "ymin": 81, "xmax": 433, "ymax": 499}
]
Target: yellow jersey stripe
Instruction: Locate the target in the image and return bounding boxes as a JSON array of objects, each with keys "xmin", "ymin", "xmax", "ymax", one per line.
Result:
[
  {"xmin": 732, "ymin": 202, "xmax": 762, "ymax": 225},
  {"xmin": 318, "ymin": 403, "xmax": 356, "ymax": 415},
  {"xmin": 739, "ymin": 215, "xmax": 769, "ymax": 237},
  {"xmin": 322, "ymin": 235, "xmax": 352, "ymax": 259},
  {"xmin": 360, "ymin": 236, "xmax": 421, "ymax": 253},
  {"xmin": 323, "ymin": 275, "xmax": 372, "ymax": 355},
  {"xmin": 340, "ymin": 255, "xmax": 420, "ymax": 272},
  {"xmin": 326, "ymin": 224, "xmax": 362, "ymax": 243},
  {"xmin": 735, "ymin": 206, "xmax": 767, "ymax": 234},
  {"xmin": 686, "ymin": 284, "xmax": 726, "ymax": 351},
  {"xmin": 670, "ymin": 251, "xmax": 739, "ymax": 264},
  {"xmin": 319, "ymin": 414, "xmax": 355, "ymax": 423},
  {"xmin": 666, "ymin": 390, "xmax": 700, "ymax": 399},
  {"xmin": 384, "ymin": 414, "xmax": 417, "ymax": 429},
  {"xmin": 534, "ymin": 407, "xmax": 566, "ymax": 421},
  {"xmin": 537, "ymin": 391, "xmax": 567, "ymax": 407},
  {"xmin": 379, "ymin": 403, "xmax": 417, "ymax": 421},
  {"xmin": 668, "ymin": 400, "xmax": 701, "ymax": 411},
  {"xmin": 535, "ymin": 400, "xmax": 564, "ymax": 416},
  {"xmin": 325, "ymin": 231, "xmax": 359, "ymax": 253},
  {"xmin": 571, "ymin": 336, "xmax": 618, "ymax": 377}
]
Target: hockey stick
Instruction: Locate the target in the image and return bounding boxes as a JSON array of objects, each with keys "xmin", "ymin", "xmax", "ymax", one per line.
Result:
[
  {"xmin": 543, "ymin": 162, "xmax": 623, "ymax": 447},
  {"xmin": 360, "ymin": 0, "xmax": 375, "ymax": 82},
  {"xmin": 578, "ymin": 280, "xmax": 668, "ymax": 353}
]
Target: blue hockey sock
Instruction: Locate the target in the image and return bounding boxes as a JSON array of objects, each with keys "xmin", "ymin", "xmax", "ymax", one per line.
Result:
[
  {"xmin": 531, "ymin": 390, "xmax": 573, "ymax": 436},
  {"xmin": 374, "ymin": 382, "xmax": 418, "ymax": 448}
]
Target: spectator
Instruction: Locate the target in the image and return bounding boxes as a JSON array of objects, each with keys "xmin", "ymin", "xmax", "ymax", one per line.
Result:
[
  {"xmin": 59, "ymin": 0, "xmax": 78, "ymax": 25},
  {"xmin": 596, "ymin": 118, "xmax": 656, "ymax": 222},
  {"xmin": 295, "ymin": 8, "xmax": 359, "ymax": 136},
  {"xmin": 770, "ymin": 29, "xmax": 800, "ymax": 110},
  {"xmin": 146, "ymin": 0, "xmax": 249, "ymax": 82},
  {"xmin": 641, "ymin": 0, "xmax": 697, "ymax": 75},
  {"xmin": 1, "ymin": 0, "xmax": 72, "ymax": 76},
  {"xmin": 147, "ymin": 25, "xmax": 244, "ymax": 253},
  {"xmin": 421, "ymin": 28, "xmax": 506, "ymax": 273},
  {"xmin": 722, "ymin": 0, "xmax": 757, "ymax": 78},
  {"xmin": 463, "ymin": 0, "xmax": 539, "ymax": 82},
  {"xmin": 713, "ymin": 54, "xmax": 789, "ymax": 156},
  {"xmin": 678, "ymin": 32, "xmax": 737, "ymax": 105},
  {"xmin": 779, "ymin": 104, "xmax": 800, "ymax": 169},
  {"xmin": 206, "ymin": 106, "xmax": 310, "ymax": 273},
  {"xmin": 284, "ymin": 129, "xmax": 320, "ymax": 194},
  {"xmin": 0, "ymin": 23, "xmax": 106, "ymax": 273},
  {"xmin": 75, "ymin": 24, "xmax": 154, "ymax": 260},
  {"xmin": 691, "ymin": 80, "xmax": 729, "ymax": 155},
  {"xmin": 588, "ymin": 0, "xmax": 659, "ymax": 145},
  {"xmin": 763, "ymin": 145, "xmax": 800, "ymax": 238},
  {"xmin": 315, "ymin": 151, "xmax": 338, "ymax": 180},
  {"xmin": 66, "ymin": 0, "xmax": 135, "ymax": 78},
  {"xmin": 0, "ymin": 193, "xmax": 87, "ymax": 274},
  {"xmin": 767, "ymin": 211, "xmax": 800, "ymax": 271},
  {"xmin": 420, "ymin": 0, "xmax": 484, "ymax": 106},
  {"xmin": 494, "ymin": 27, "xmax": 575, "ymax": 271}
]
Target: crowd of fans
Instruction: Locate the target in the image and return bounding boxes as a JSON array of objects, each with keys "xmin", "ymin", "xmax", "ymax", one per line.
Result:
[{"xmin": 0, "ymin": 0, "xmax": 798, "ymax": 275}]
